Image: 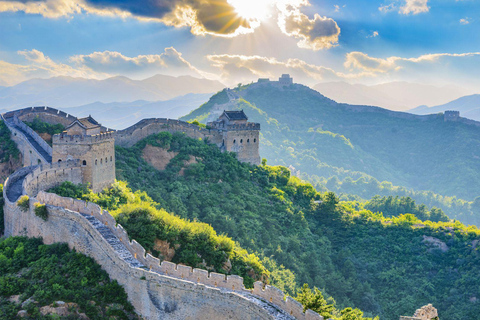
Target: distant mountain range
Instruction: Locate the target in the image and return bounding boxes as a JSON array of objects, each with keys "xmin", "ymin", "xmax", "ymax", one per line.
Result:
[
  {"xmin": 0, "ymin": 74, "xmax": 225, "ymax": 110},
  {"xmin": 410, "ymin": 94, "xmax": 480, "ymax": 121},
  {"xmin": 183, "ymin": 82, "xmax": 480, "ymax": 201},
  {"xmin": 64, "ymin": 93, "xmax": 212, "ymax": 129},
  {"xmin": 314, "ymin": 81, "xmax": 474, "ymax": 111}
]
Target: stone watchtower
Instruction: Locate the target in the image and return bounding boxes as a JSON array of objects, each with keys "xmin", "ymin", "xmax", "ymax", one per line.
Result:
[
  {"xmin": 52, "ymin": 116, "xmax": 115, "ymax": 192},
  {"xmin": 208, "ymin": 110, "xmax": 261, "ymax": 165},
  {"xmin": 444, "ymin": 110, "xmax": 460, "ymax": 122}
]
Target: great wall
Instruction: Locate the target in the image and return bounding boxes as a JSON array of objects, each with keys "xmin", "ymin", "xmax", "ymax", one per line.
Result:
[{"xmin": 1, "ymin": 106, "xmax": 324, "ymax": 320}]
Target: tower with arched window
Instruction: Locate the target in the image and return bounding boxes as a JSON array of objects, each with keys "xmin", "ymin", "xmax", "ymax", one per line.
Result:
[
  {"xmin": 208, "ymin": 110, "xmax": 261, "ymax": 165},
  {"xmin": 52, "ymin": 116, "xmax": 115, "ymax": 192}
]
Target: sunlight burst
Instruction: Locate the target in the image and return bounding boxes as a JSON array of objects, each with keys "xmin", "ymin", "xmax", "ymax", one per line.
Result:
[{"xmin": 228, "ymin": 0, "xmax": 273, "ymax": 21}]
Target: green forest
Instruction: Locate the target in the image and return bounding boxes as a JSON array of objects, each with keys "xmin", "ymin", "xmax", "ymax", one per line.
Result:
[
  {"xmin": 0, "ymin": 237, "xmax": 137, "ymax": 319},
  {"xmin": 106, "ymin": 131, "xmax": 480, "ymax": 320},
  {"xmin": 181, "ymin": 84, "xmax": 480, "ymax": 223}
]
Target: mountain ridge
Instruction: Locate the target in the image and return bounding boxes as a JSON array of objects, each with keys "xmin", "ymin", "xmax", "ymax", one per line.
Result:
[{"xmin": 0, "ymin": 74, "xmax": 225, "ymax": 110}]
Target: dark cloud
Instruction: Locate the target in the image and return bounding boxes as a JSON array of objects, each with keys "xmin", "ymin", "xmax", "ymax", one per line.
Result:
[{"xmin": 85, "ymin": 0, "xmax": 250, "ymax": 35}]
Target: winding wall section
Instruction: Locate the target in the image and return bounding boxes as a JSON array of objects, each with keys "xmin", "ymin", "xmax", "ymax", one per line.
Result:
[{"xmin": 3, "ymin": 161, "xmax": 323, "ymax": 320}]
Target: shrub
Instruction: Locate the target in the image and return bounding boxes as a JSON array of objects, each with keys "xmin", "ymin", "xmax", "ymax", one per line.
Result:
[
  {"xmin": 17, "ymin": 195, "xmax": 30, "ymax": 212},
  {"xmin": 34, "ymin": 203, "xmax": 48, "ymax": 221}
]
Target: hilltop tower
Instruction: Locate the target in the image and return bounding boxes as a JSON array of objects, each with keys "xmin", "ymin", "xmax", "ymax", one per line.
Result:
[
  {"xmin": 52, "ymin": 116, "xmax": 115, "ymax": 192},
  {"xmin": 444, "ymin": 110, "xmax": 460, "ymax": 122},
  {"xmin": 208, "ymin": 110, "xmax": 261, "ymax": 165},
  {"xmin": 278, "ymin": 74, "xmax": 293, "ymax": 86}
]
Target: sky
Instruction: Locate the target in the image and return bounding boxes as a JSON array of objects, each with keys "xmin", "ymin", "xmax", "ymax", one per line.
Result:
[{"xmin": 0, "ymin": 0, "xmax": 479, "ymax": 89}]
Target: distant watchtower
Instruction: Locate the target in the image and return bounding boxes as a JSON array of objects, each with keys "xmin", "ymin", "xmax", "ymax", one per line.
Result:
[
  {"xmin": 444, "ymin": 110, "xmax": 460, "ymax": 122},
  {"xmin": 52, "ymin": 116, "xmax": 115, "ymax": 192},
  {"xmin": 208, "ymin": 110, "xmax": 261, "ymax": 165},
  {"xmin": 278, "ymin": 74, "xmax": 293, "ymax": 86}
]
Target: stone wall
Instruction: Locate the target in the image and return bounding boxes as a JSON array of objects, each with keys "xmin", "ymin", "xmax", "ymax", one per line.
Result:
[
  {"xmin": 3, "ymin": 161, "xmax": 323, "ymax": 320},
  {"xmin": 115, "ymin": 118, "xmax": 223, "ymax": 148},
  {"xmin": 2, "ymin": 115, "xmax": 50, "ymax": 166},
  {"xmin": 12, "ymin": 115, "xmax": 53, "ymax": 158},
  {"xmin": 4, "ymin": 106, "xmax": 78, "ymax": 127}
]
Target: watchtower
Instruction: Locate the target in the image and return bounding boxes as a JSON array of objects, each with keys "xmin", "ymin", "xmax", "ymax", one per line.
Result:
[
  {"xmin": 278, "ymin": 74, "xmax": 293, "ymax": 86},
  {"xmin": 208, "ymin": 110, "xmax": 261, "ymax": 165},
  {"xmin": 52, "ymin": 116, "xmax": 115, "ymax": 192},
  {"xmin": 444, "ymin": 110, "xmax": 460, "ymax": 122}
]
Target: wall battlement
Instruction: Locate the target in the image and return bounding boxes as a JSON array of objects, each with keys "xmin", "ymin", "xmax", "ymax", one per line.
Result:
[
  {"xmin": 53, "ymin": 131, "xmax": 115, "ymax": 144},
  {"xmin": 3, "ymin": 106, "xmax": 77, "ymax": 127},
  {"xmin": 3, "ymin": 160, "xmax": 323, "ymax": 319}
]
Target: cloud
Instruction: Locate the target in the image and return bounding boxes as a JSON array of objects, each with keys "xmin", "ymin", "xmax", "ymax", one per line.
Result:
[
  {"xmin": 0, "ymin": 47, "xmax": 212, "ymax": 86},
  {"xmin": 460, "ymin": 17, "xmax": 471, "ymax": 25},
  {"xmin": 400, "ymin": 0, "xmax": 429, "ymax": 15},
  {"xmin": 70, "ymin": 48, "xmax": 208, "ymax": 78},
  {"xmin": 379, "ymin": 0, "xmax": 429, "ymax": 15},
  {"xmin": 367, "ymin": 31, "xmax": 379, "ymax": 38},
  {"xmin": 0, "ymin": 49, "xmax": 99, "ymax": 86},
  {"xmin": 0, "ymin": 0, "xmax": 255, "ymax": 36},
  {"xmin": 343, "ymin": 51, "xmax": 480, "ymax": 87},
  {"xmin": 0, "ymin": 0, "xmax": 129, "ymax": 19},
  {"xmin": 277, "ymin": 5, "xmax": 340, "ymax": 50},
  {"xmin": 206, "ymin": 54, "xmax": 371, "ymax": 85},
  {"xmin": 0, "ymin": 0, "xmax": 341, "ymax": 48}
]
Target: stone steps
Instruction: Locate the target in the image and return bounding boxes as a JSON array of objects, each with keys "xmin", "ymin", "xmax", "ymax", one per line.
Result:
[{"xmin": 80, "ymin": 213, "xmax": 144, "ymax": 269}]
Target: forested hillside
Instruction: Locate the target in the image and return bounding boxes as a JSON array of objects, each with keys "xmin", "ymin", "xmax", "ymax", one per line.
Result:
[
  {"xmin": 0, "ymin": 237, "xmax": 137, "ymax": 319},
  {"xmin": 112, "ymin": 131, "xmax": 480, "ymax": 320},
  {"xmin": 181, "ymin": 83, "xmax": 480, "ymax": 225}
]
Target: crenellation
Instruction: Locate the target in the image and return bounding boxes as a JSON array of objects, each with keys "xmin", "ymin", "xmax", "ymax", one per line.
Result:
[
  {"xmin": 305, "ymin": 309, "xmax": 324, "ymax": 320},
  {"xmin": 207, "ymin": 272, "xmax": 227, "ymax": 288},
  {"xmin": 286, "ymin": 297, "xmax": 306, "ymax": 319},
  {"xmin": 160, "ymin": 261, "xmax": 177, "ymax": 275},
  {"xmin": 226, "ymin": 275, "xmax": 244, "ymax": 291}
]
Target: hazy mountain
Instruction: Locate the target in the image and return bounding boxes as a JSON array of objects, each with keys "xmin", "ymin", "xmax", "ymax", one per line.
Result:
[
  {"xmin": 64, "ymin": 93, "xmax": 213, "ymax": 129},
  {"xmin": 0, "ymin": 75, "xmax": 224, "ymax": 110},
  {"xmin": 410, "ymin": 94, "xmax": 480, "ymax": 121},
  {"xmin": 313, "ymin": 81, "xmax": 472, "ymax": 111},
  {"xmin": 183, "ymin": 82, "xmax": 480, "ymax": 201}
]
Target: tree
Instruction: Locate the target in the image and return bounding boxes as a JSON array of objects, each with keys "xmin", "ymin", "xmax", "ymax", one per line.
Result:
[{"xmin": 295, "ymin": 284, "xmax": 334, "ymax": 319}]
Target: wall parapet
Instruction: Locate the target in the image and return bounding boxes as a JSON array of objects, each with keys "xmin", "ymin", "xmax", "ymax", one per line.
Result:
[
  {"xmin": 34, "ymin": 189, "xmax": 323, "ymax": 320},
  {"xmin": 2, "ymin": 106, "xmax": 77, "ymax": 122},
  {"xmin": 53, "ymin": 131, "xmax": 115, "ymax": 144},
  {"xmin": 12, "ymin": 115, "xmax": 53, "ymax": 157},
  {"xmin": 117, "ymin": 118, "xmax": 220, "ymax": 136}
]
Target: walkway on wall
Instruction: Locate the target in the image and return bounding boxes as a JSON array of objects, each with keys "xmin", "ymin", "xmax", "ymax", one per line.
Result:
[
  {"xmin": 5, "ymin": 118, "xmax": 52, "ymax": 163},
  {"xmin": 80, "ymin": 213, "xmax": 145, "ymax": 269},
  {"xmin": 80, "ymin": 213, "xmax": 294, "ymax": 319},
  {"xmin": 5, "ymin": 171, "xmax": 29, "ymax": 202}
]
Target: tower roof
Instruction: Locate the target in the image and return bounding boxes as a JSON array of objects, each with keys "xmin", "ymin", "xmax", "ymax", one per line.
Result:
[
  {"xmin": 66, "ymin": 115, "xmax": 101, "ymax": 130},
  {"xmin": 222, "ymin": 110, "xmax": 248, "ymax": 121}
]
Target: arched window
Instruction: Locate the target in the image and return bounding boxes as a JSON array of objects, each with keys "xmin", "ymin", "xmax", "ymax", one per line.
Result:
[
  {"xmin": 83, "ymin": 160, "xmax": 87, "ymax": 166},
  {"xmin": 240, "ymin": 139, "xmax": 243, "ymax": 143},
  {"xmin": 247, "ymin": 139, "xmax": 250, "ymax": 143},
  {"xmin": 233, "ymin": 139, "xmax": 236, "ymax": 143},
  {"xmin": 58, "ymin": 159, "xmax": 62, "ymax": 162},
  {"xmin": 95, "ymin": 159, "xmax": 97, "ymax": 165},
  {"xmin": 254, "ymin": 138, "xmax": 256, "ymax": 143},
  {"xmin": 110, "ymin": 156, "xmax": 112, "ymax": 161},
  {"xmin": 105, "ymin": 157, "xmax": 108, "ymax": 163},
  {"xmin": 101, "ymin": 159, "xmax": 103, "ymax": 164}
]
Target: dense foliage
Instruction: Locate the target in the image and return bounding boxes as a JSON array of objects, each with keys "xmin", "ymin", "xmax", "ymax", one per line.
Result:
[
  {"xmin": 182, "ymin": 84, "xmax": 480, "ymax": 204},
  {"xmin": 0, "ymin": 185, "xmax": 4, "ymax": 236},
  {"xmin": 363, "ymin": 195, "xmax": 449, "ymax": 222},
  {"xmin": 309, "ymin": 174, "xmax": 479, "ymax": 226},
  {"xmin": 0, "ymin": 237, "xmax": 136, "ymax": 319},
  {"xmin": 49, "ymin": 180, "xmax": 269, "ymax": 287},
  {"xmin": 0, "ymin": 120, "xmax": 20, "ymax": 162},
  {"xmin": 114, "ymin": 131, "xmax": 480, "ymax": 320},
  {"xmin": 25, "ymin": 117, "xmax": 64, "ymax": 136}
]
